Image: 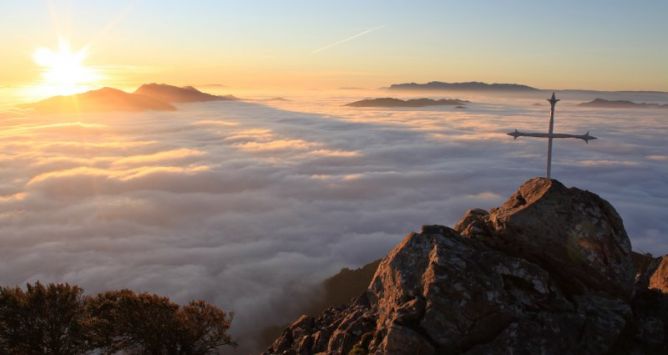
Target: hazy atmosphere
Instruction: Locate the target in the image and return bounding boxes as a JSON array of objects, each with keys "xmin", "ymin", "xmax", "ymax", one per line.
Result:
[
  {"xmin": 2, "ymin": 90, "xmax": 667, "ymax": 350},
  {"xmin": 1, "ymin": 1, "xmax": 667, "ymax": 354}
]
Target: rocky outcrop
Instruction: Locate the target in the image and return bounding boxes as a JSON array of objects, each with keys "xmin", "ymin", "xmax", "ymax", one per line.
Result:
[
  {"xmin": 455, "ymin": 178, "xmax": 635, "ymax": 299},
  {"xmin": 264, "ymin": 178, "xmax": 668, "ymax": 354},
  {"xmin": 649, "ymin": 257, "xmax": 668, "ymax": 293},
  {"xmin": 258, "ymin": 260, "xmax": 381, "ymax": 350}
]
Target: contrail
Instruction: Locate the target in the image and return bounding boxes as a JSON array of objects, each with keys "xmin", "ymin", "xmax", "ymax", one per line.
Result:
[{"xmin": 312, "ymin": 25, "xmax": 385, "ymax": 54}]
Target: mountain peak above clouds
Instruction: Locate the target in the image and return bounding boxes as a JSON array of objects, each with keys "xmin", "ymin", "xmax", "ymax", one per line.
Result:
[
  {"xmin": 25, "ymin": 87, "xmax": 177, "ymax": 113},
  {"xmin": 134, "ymin": 83, "xmax": 236, "ymax": 103},
  {"xmin": 264, "ymin": 178, "xmax": 668, "ymax": 355},
  {"xmin": 24, "ymin": 83, "xmax": 236, "ymax": 113}
]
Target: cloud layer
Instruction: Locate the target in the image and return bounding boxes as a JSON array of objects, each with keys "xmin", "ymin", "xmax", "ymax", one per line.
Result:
[{"xmin": 1, "ymin": 94, "xmax": 667, "ymax": 351}]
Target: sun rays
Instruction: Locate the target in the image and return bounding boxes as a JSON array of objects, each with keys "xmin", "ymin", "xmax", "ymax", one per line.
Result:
[{"xmin": 30, "ymin": 38, "xmax": 101, "ymax": 98}]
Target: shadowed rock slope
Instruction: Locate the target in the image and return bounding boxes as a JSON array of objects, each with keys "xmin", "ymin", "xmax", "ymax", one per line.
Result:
[
  {"xmin": 258, "ymin": 260, "xmax": 381, "ymax": 351},
  {"xmin": 264, "ymin": 178, "xmax": 668, "ymax": 355}
]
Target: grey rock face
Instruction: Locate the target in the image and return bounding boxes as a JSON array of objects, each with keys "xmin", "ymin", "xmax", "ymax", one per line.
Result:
[
  {"xmin": 456, "ymin": 178, "xmax": 635, "ymax": 299},
  {"xmin": 264, "ymin": 178, "xmax": 668, "ymax": 355}
]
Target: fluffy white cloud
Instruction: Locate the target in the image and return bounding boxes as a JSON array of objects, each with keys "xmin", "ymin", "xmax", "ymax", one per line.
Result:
[{"xmin": 0, "ymin": 94, "xmax": 666, "ymax": 352}]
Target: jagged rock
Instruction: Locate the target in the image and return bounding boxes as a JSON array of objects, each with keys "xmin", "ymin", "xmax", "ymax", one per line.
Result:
[
  {"xmin": 628, "ymin": 289, "xmax": 668, "ymax": 353},
  {"xmin": 264, "ymin": 296, "xmax": 376, "ymax": 355},
  {"xmin": 457, "ymin": 178, "xmax": 635, "ymax": 299},
  {"xmin": 367, "ymin": 226, "xmax": 632, "ymax": 354},
  {"xmin": 649, "ymin": 256, "xmax": 668, "ymax": 293},
  {"xmin": 378, "ymin": 324, "xmax": 434, "ymax": 355},
  {"xmin": 632, "ymin": 251, "xmax": 658, "ymax": 290},
  {"xmin": 452, "ymin": 208, "xmax": 490, "ymax": 239},
  {"xmin": 264, "ymin": 178, "xmax": 668, "ymax": 355}
]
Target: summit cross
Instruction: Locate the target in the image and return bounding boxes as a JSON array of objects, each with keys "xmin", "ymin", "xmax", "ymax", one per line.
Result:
[{"xmin": 508, "ymin": 92, "xmax": 597, "ymax": 178}]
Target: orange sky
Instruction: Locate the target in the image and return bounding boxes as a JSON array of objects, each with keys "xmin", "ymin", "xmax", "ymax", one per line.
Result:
[{"xmin": 2, "ymin": 0, "xmax": 667, "ymax": 99}]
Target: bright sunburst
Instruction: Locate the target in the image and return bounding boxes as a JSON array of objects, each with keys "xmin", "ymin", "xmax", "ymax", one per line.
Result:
[{"xmin": 31, "ymin": 38, "xmax": 100, "ymax": 97}]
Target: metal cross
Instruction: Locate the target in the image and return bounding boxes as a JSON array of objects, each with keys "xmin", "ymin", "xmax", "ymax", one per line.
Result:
[{"xmin": 508, "ymin": 92, "xmax": 597, "ymax": 178}]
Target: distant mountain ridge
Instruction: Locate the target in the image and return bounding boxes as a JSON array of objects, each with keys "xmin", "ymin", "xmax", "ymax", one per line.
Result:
[
  {"xmin": 24, "ymin": 83, "xmax": 236, "ymax": 113},
  {"xmin": 134, "ymin": 83, "xmax": 236, "ymax": 103},
  {"xmin": 387, "ymin": 81, "xmax": 668, "ymax": 96},
  {"xmin": 346, "ymin": 97, "xmax": 468, "ymax": 108},
  {"xmin": 388, "ymin": 81, "xmax": 539, "ymax": 91},
  {"xmin": 579, "ymin": 98, "xmax": 668, "ymax": 109}
]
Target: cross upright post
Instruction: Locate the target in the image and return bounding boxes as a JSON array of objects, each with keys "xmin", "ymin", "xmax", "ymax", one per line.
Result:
[
  {"xmin": 508, "ymin": 92, "xmax": 597, "ymax": 179},
  {"xmin": 546, "ymin": 93, "xmax": 559, "ymax": 178}
]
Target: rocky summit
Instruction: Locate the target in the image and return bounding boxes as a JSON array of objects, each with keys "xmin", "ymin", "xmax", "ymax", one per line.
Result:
[{"xmin": 264, "ymin": 178, "xmax": 668, "ymax": 355}]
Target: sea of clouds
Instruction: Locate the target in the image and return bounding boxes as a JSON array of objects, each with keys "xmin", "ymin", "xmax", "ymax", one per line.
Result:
[{"xmin": 1, "ymin": 92, "xmax": 666, "ymax": 351}]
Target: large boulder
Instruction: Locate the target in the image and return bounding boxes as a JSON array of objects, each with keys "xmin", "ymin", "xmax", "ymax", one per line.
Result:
[
  {"xmin": 365, "ymin": 226, "xmax": 630, "ymax": 354},
  {"xmin": 455, "ymin": 178, "xmax": 635, "ymax": 299}
]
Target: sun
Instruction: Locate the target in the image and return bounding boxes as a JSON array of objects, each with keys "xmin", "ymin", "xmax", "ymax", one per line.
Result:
[{"xmin": 31, "ymin": 38, "xmax": 100, "ymax": 97}]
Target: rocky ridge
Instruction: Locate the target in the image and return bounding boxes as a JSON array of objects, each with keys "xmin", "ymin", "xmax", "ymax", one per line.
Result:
[{"xmin": 264, "ymin": 178, "xmax": 668, "ymax": 354}]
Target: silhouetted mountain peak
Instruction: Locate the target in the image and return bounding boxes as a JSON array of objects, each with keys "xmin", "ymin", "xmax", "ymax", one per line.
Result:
[
  {"xmin": 134, "ymin": 83, "xmax": 236, "ymax": 103},
  {"xmin": 23, "ymin": 83, "xmax": 238, "ymax": 113},
  {"xmin": 24, "ymin": 87, "xmax": 176, "ymax": 113}
]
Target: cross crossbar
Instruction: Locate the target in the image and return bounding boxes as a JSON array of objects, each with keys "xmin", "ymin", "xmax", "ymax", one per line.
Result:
[{"xmin": 507, "ymin": 93, "xmax": 597, "ymax": 178}]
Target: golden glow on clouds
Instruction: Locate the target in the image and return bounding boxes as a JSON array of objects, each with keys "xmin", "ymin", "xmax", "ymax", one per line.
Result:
[
  {"xmin": 112, "ymin": 148, "xmax": 203, "ymax": 164},
  {"xmin": 236, "ymin": 139, "xmax": 316, "ymax": 152},
  {"xmin": 646, "ymin": 155, "xmax": 668, "ymax": 161},
  {"xmin": 27, "ymin": 165, "xmax": 211, "ymax": 188},
  {"xmin": 0, "ymin": 122, "xmax": 106, "ymax": 138},
  {"xmin": 228, "ymin": 128, "xmax": 360, "ymax": 157}
]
